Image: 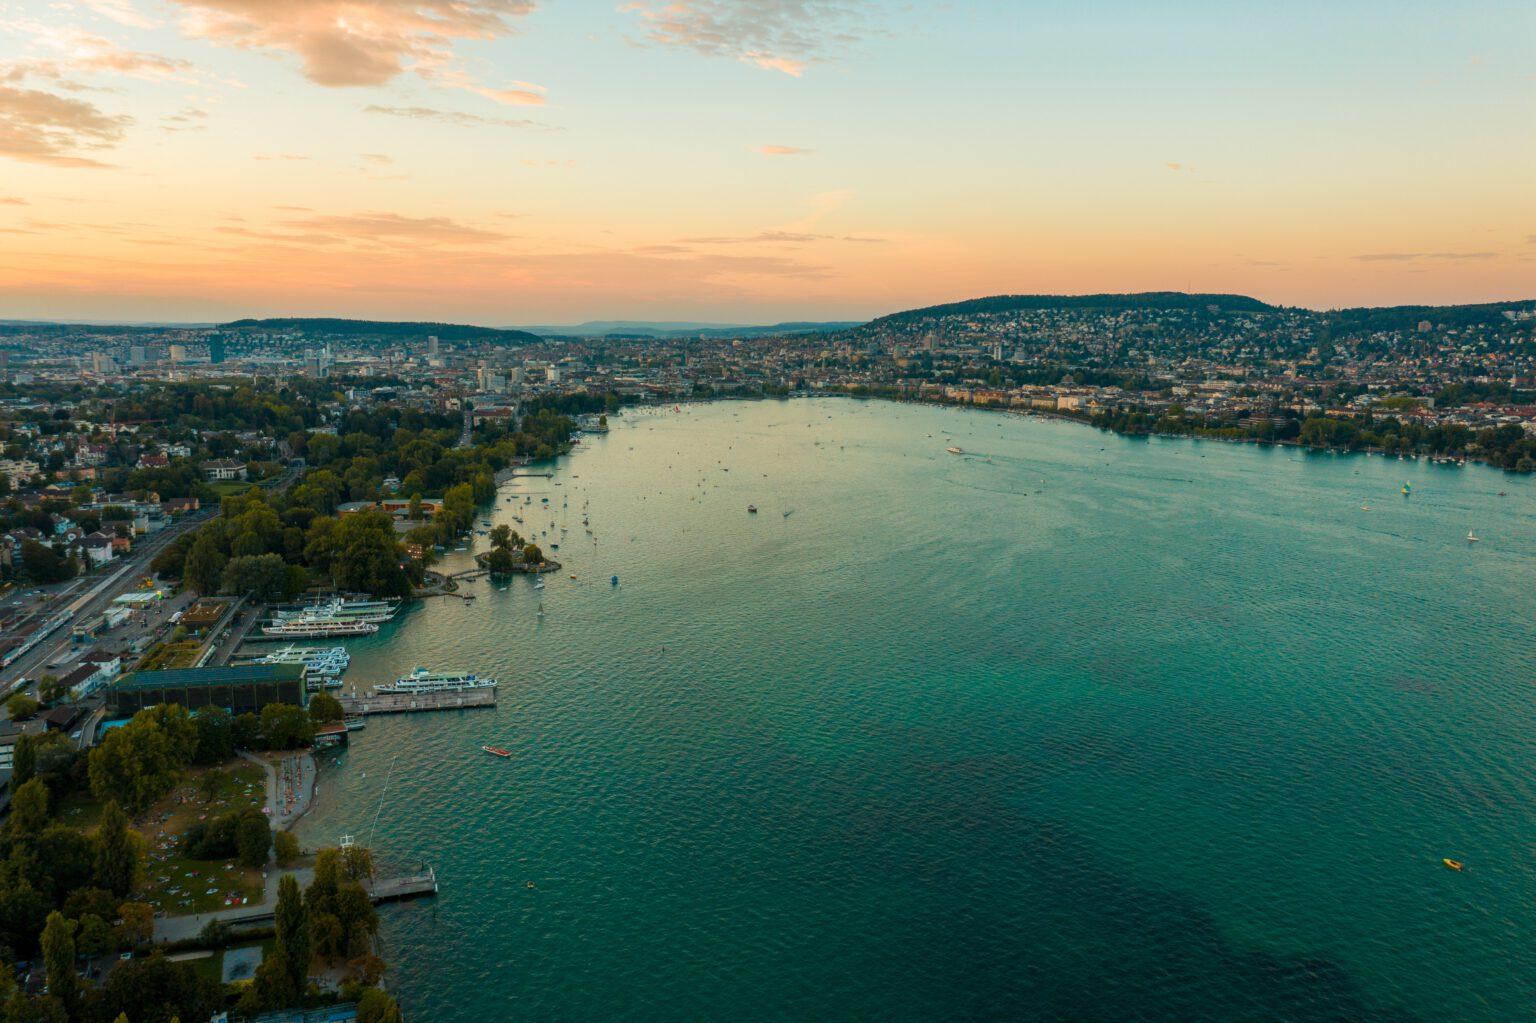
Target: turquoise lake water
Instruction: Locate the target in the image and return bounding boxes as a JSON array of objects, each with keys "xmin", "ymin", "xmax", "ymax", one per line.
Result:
[{"xmin": 298, "ymin": 398, "xmax": 1536, "ymax": 1022}]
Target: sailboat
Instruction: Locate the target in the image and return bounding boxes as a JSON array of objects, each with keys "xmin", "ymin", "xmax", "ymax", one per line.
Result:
[{"xmin": 1467, "ymin": 530, "xmax": 1479, "ymax": 543}]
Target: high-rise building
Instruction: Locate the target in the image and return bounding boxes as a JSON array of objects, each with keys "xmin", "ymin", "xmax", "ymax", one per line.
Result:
[
  {"xmin": 208, "ymin": 335, "xmax": 227, "ymax": 364},
  {"xmin": 90, "ymin": 352, "xmax": 116, "ymax": 375},
  {"xmin": 168, "ymin": 344, "xmax": 189, "ymax": 363},
  {"xmin": 128, "ymin": 346, "xmax": 150, "ymax": 365},
  {"xmin": 427, "ymin": 335, "xmax": 440, "ymax": 359}
]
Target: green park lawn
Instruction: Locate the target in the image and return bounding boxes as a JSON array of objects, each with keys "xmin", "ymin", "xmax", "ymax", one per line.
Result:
[{"xmin": 134, "ymin": 762, "xmax": 269, "ymax": 917}]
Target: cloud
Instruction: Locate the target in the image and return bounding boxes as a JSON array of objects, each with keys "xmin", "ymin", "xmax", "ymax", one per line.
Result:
[
  {"xmin": 361, "ymin": 153, "xmax": 393, "ymax": 165},
  {"xmin": 170, "ymin": 0, "xmax": 541, "ymax": 100},
  {"xmin": 83, "ymin": 0, "xmax": 159, "ymax": 29},
  {"xmin": 280, "ymin": 211, "xmax": 506, "ymax": 244},
  {"xmin": 162, "ymin": 106, "xmax": 207, "ymax": 131},
  {"xmin": 1165, "ymin": 161, "xmax": 1194, "ymax": 172},
  {"xmin": 1352, "ymin": 251, "xmax": 1497, "ymax": 262},
  {"xmin": 679, "ymin": 230, "xmax": 881, "ymax": 244},
  {"xmin": 2, "ymin": 24, "xmax": 195, "ymax": 83},
  {"xmin": 754, "ymin": 144, "xmax": 811, "ymax": 156},
  {"xmin": 253, "ymin": 152, "xmax": 308, "ymax": 161},
  {"xmin": 363, "ymin": 104, "xmax": 544, "ymax": 129},
  {"xmin": 622, "ymin": 0, "xmax": 865, "ymax": 76},
  {"xmin": 0, "ymin": 83, "xmax": 128, "ymax": 166},
  {"xmin": 0, "ymin": 197, "xmax": 28, "ymax": 205}
]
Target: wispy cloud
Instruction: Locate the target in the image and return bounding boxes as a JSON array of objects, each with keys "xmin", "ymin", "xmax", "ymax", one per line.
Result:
[
  {"xmin": 170, "ymin": 0, "xmax": 542, "ymax": 102},
  {"xmin": 2, "ymin": 23, "xmax": 195, "ymax": 83},
  {"xmin": 754, "ymin": 144, "xmax": 811, "ymax": 156},
  {"xmin": 280, "ymin": 211, "xmax": 506, "ymax": 245},
  {"xmin": 622, "ymin": 0, "xmax": 866, "ymax": 77},
  {"xmin": 0, "ymin": 83, "xmax": 128, "ymax": 166},
  {"xmin": 83, "ymin": 0, "xmax": 159, "ymax": 30},
  {"xmin": 363, "ymin": 104, "xmax": 546, "ymax": 129},
  {"xmin": 162, "ymin": 106, "xmax": 207, "ymax": 132},
  {"xmin": 253, "ymin": 152, "xmax": 308, "ymax": 161},
  {"xmin": 0, "ymin": 196, "xmax": 28, "ymax": 205},
  {"xmin": 361, "ymin": 153, "xmax": 393, "ymax": 166},
  {"xmin": 1353, "ymin": 251, "xmax": 1497, "ymax": 262},
  {"xmin": 679, "ymin": 230, "xmax": 880, "ymax": 244}
]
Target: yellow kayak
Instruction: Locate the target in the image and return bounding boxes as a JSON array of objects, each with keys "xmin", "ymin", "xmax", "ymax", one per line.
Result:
[{"xmin": 1442, "ymin": 858, "xmax": 1464, "ymax": 872}]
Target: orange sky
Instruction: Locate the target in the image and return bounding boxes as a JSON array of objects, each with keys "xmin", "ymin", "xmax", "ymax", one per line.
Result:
[{"xmin": 1, "ymin": 1, "xmax": 1532, "ymax": 323}]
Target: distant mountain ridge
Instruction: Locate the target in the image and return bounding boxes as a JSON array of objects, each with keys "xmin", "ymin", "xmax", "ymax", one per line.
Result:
[{"xmin": 867, "ymin": 292, "xmax": 1274, "ymax": 330}]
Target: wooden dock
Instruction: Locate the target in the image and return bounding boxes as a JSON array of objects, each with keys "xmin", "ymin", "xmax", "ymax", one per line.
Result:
[
  {"xmin": 367, "ymin": 868, "xmax": 438, "ymax": 903},
  {"xmin": 338, "ymin": 688, "xmax": 498, "ymax": 716}
]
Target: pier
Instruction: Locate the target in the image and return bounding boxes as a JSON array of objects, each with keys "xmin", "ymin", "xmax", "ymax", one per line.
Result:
[{"xmin": 338, "ymin": 687, "xmax": 498, "ymax": 716}]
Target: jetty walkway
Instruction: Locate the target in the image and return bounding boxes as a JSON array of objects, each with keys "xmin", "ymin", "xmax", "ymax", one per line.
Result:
[{"xmin": 338, "ymin": 688, "xmax": 497, "ymax": 716}]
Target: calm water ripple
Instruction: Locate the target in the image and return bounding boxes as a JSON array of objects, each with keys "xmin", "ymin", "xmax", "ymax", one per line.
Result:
[{"xmin": 299, "ymin": 399, "xmax": 1536, "ymax": 1022}]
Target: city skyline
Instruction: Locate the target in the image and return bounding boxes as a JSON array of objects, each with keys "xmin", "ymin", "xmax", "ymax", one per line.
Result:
[{"xmin": 1, "ymin": 0, "xmax": 1533, "ymax": 323}]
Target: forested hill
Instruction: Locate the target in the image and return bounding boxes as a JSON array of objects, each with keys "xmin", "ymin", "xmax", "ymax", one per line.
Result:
[
  {"xmin": 221, "ymin": 317, "xmax": 542, "ymax": 345},
  {"xmin": 866, "ymin": 292, "xmax": 1274, "ymax": 329}
]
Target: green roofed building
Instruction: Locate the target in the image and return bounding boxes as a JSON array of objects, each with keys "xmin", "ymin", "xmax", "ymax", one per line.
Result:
[{"xmin": 109, "ymin": 663, "xmax": 307, "ymax": 717}]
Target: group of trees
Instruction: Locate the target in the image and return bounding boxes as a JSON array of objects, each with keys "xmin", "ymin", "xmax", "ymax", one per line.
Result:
[
  {"xmin": 89, "ymin": 703, "xmax": 317, "ymax": 816},
  {"xmin": 238, "ymin": 845, "xmax": 389, "ymax": 1017},
  {"xmin": 1087, "ymin": 404, "xmax": 1536, "ymax": 471},
  {"xmin": 483, "ymin": 523, "xmax": 542, "ymax": 575},
  {"xmin": 182, "ymin": 807, "xmax": 271, "ymax": 868}
]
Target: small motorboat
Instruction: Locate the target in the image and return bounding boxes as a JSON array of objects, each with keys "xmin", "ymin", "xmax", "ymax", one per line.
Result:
[
  {"xmin": 1442, "ymin": 858, "xmax": 1464, "ymax": 872},
  {"xmin": 747, "ymin": 504, "xmax": 757, "ymax": 514},
  {"xmin": 482, "ymin": 745, "xmax": 513, "ymax": 758}
]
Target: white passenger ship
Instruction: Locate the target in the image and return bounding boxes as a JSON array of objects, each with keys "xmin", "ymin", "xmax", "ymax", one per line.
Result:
[{"xmin": 374, "ymin": 667, "xmax": 499, "ymax": 694}]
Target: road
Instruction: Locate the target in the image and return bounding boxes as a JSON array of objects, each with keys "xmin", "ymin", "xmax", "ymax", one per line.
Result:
[
  {"xmin": 1, "ymin": 468, "xmax": 300, "ymax": 699},
  {"xmin": 1, "ymin": 510, "xmax": 213, "ymax": 695}
]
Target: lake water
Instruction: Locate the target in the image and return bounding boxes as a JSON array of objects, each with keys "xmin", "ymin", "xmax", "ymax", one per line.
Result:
[{"xmin": 298, "ymin": 398, "xmax": 1536, "ymax": 1022}]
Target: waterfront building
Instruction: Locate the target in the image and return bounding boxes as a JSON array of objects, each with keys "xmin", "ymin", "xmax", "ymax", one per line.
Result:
[{"xmin": 108, "ymin": 663, "xmax": 308, "ymax": 717}]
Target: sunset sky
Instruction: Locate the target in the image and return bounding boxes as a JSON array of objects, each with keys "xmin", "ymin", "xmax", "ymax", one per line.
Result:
[{"xmin": 0, "ymin": 0, "xmax": 1532, "ymax": 324}]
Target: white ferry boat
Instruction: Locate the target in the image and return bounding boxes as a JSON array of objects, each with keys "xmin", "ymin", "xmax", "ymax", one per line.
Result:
[
  {"xmin": 374, "ymin": 667, "xmax": 499, "ymax": 695},
  {"xmin": 258, "ymin": 644, "xmax": 350, "ymax": 677},
  {"xmin": 272, "ymin": 598, "xmax": 400, "ymax": 625},
  {"xmin": 262, "ymin": 618, "xmax": 379, "ymax": 638}
]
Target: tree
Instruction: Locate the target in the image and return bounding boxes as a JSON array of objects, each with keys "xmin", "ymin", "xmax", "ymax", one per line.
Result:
[
  {"xmin": 485, "ymin": 547, "xmax": 516, "ymax": 575},
  {"xmin": 235, "ymin": 812, "xmax": 272, "ymax": 869},
  {"xmin": 20, "ymin": 541, "xmax": 73, "ymax": 584},
  {"xmin": 193, "ymin": 706, "xmax": 234, "ymax": 765},
  {"xmin": 232, "ymin": 712, "xmax": 262, "ymax": 751},
  {"xmin": 220, "ymin": 553, "xmax": 296, "ymax": 601},
  {"xmin": 5, "ymin": 694, "xmax": 38, "ymax": 720},
  {"xmin": 489, "ymin": 524, "xmax": 513, "ymax": 550},
  {"xmin": 274, "ymin": 830, "xmax": 301, "ymax": 865},
  {"xmin": 116, "ymin": 901, "xmax": 154, "ymax": 948},
  {"xmin": 181, "ymin": 533, "xmax": 226, "ymax": 595},
  {"xmin": 407, "ymin": 493, "xmax": 423, "ymax": 521},
  {"xmin": 97, "ymin": 952, "xmax": 220, "ymax": 1023},
  {"xmin": 275, "ymin": 874, "xmax": 310, "ymax": 995},
  {"xmin": 88, "ymin": 705, "xmax": 198, "ymax": 812},
  {"xmin": 357, "ymin": 987, "xmax": 404, "ymax": 1023},
  {"xmin": 39, "ymin": 912, "xmax": 75, "ymax": 1010},
  {"xmin": 523, "ymin": 543, "xmax": 543, "ymax": 565},
  {"xmin": 11, "ymin": 732, "xmax": 36, "ymax": 786},
  {"xmin": 94, "ymin": 801, "xmax": 140, "ymax": 897},
  {"xmin": 75, "ymin": 913, "xmax": 113, "ymax": 957},
  {"xmin": 9, "ymin": 778, "xmax": 48, "ymax": 840},
  {"xmin": 260, "ymin": 703, "xmax": 314, "ymax": 749},
  {"xmin": 308, "ymin": 692, "xmax": 343, "ymax": 723},
  {"xmin": 243, "ymin": 956, "xmax": 296, "ymax": 1014}
]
